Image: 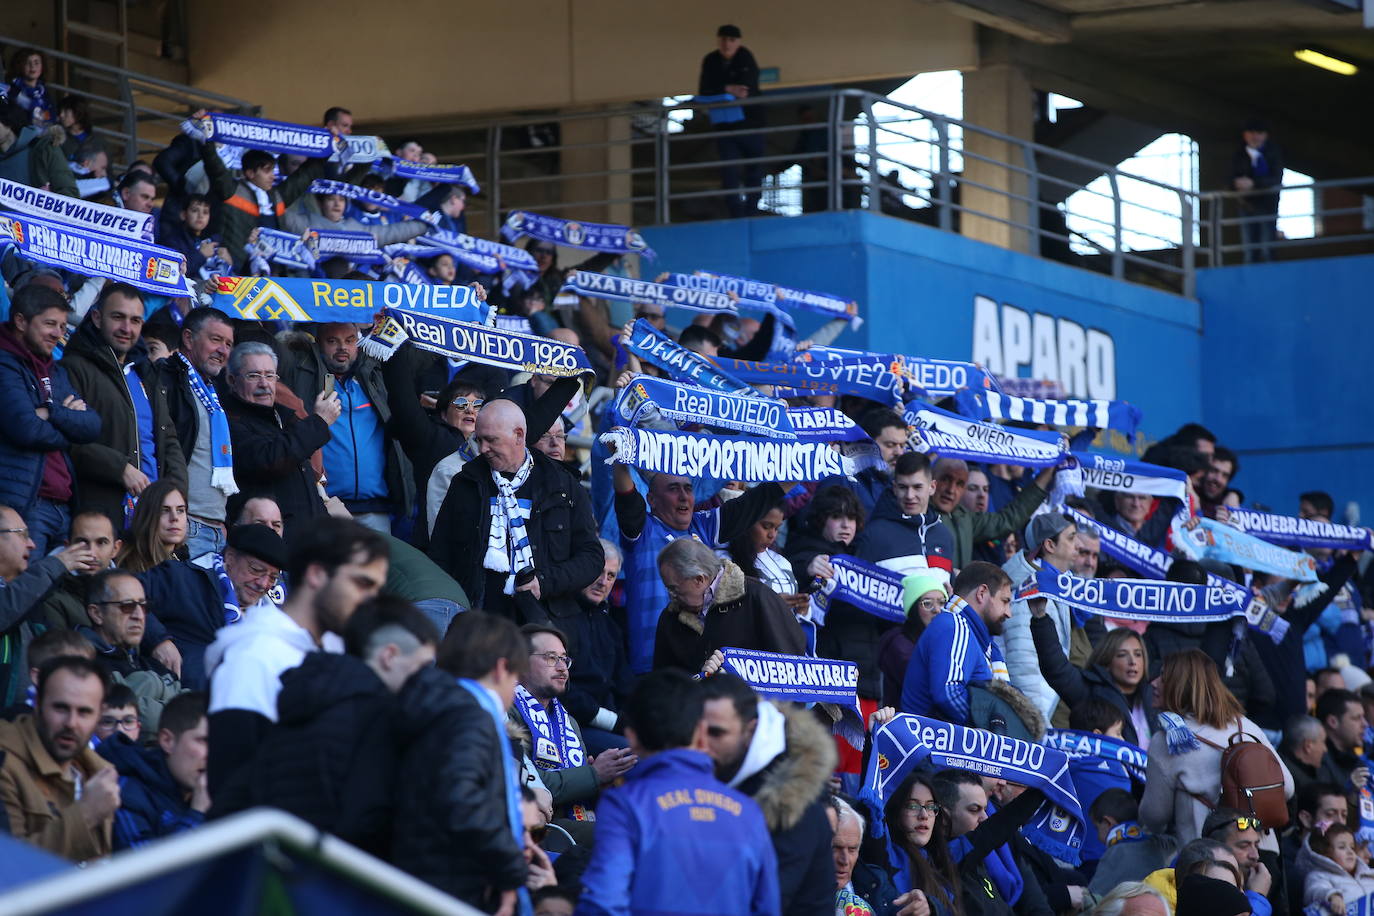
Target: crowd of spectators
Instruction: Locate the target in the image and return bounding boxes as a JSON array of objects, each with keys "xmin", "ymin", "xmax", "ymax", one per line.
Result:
[{"xmin": 0, "ymin": 40, "xmax": 1370, "ymax": 916}]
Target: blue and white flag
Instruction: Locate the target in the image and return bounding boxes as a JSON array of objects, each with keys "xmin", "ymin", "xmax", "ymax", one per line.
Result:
[
  {"xmin": 1044, "ymin": 728, "xmax": 1147, "ymax": 782},
  {"xmin": 955, "ymin": 389, "xmax": 1143, "ymax": 440},
  {"xmin": 905, "ymin": 400, "xmax": 1065, "ymax": 468},
  {"xmin": 611, "ymin": 375, "xmax": 794, "ymax": 439},
  {"xmin": 308, "ymin": 178, "xmax": 427, "ymax": 219},
  {"xmin": 812, "ymin": 555, "xmax": 906, "ymax": 624},
  {"xmin": 622, "ymin": 319, "xmax": 761, "ymax": 398},
  {"xmin": 562, "ymin": 271, "xmax": 736, "ymax": 315},
  {"xmin": 502, "ymin": 210, "xmax": 656, "ymax": 260},
  {"xmin": 716, "ymin": 354, "xmax": 905, "ymax": 404},
  {"xmin": 188, "ymin": 112, "xmax": 342, "ymax": 160},
  {"xmin": 1068, "ymin": 452, "xmax": 1189, "ymax": 504},
  {"xmin": 0, "ymin": 176, "xmax": 154, "ymax": 241},
  {"xmin": 306, "ymin": 228, "xmax": 386, "ymax": 266},
  {"xmin": 720, "ymin": 647, "xmax": 866, "ymax": 749},
  {"xmin": 598, "ymin": 426, "xmax": 853, "ymax": 483},
  {"xmin": 250, "ymin": 228, "xmax": 315, "ymax": 271},
  {"xmin": 694, "ymin": 270, "xmax": 861, "ymax": 329},
  {"xmin": 382, "ymin": 159, "xmax": 480, "ymax": 193},
  {"xmin": 1226, "ymin": 508, "xmax": 1374, "ymax": 553},
  {"xmin": 362, "ymin": 308, "xmax": 594, "ymax": 379},
  {"xmin": 861, "ymin": 714, "xmax": 1085, "ymax": 863},
  {"xmin": 1174, "ymin": 516, "xmax": 1319, "ymax": 583},
  {"xmin": 0, "ymin": 211, "xmax": 189, "ymax": 298},
  {"xmin": 1019, "ymin": 566, "xmax": 1254, "ymax": 624},
  {"xmin": 213, "ymin": 276, "xmax": 486, "ymax": 323}
]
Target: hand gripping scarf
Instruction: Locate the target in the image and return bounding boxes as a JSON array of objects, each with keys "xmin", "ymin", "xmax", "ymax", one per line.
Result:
[
  {"xmin": 360, "ymin": 308, "xmax": 594, "ymax": 380},
  {"xmin": 621, "ymin": 319, "xmax": 760, "ymax": 397},
  {"xmin": 719, "ymin": 647, "xmax": 866, "ymax": 749}
]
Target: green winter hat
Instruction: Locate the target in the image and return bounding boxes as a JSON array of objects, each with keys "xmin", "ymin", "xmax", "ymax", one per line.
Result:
[{"xmin": 902, "ymin": 572, "xmax": 949, "ymax": 616}]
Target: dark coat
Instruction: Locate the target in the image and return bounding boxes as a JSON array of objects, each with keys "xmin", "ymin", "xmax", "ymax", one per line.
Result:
[
  {"xmin": 1030, "ymin": 614, "xmax": 1156, "ymax": 746},
  {"xmin": 0, "ymin": 334, "xmax": 101, "ymax": 517},
  {"xmin": 782, "ymin": 528, "xmax": 846, "ymax": 586},
  {"xmin": 201, "ymin": 141, "xmax": 323, "ymax": 268},
  {"xmin": 222, "ymin": 391, "xmax": 330, "ymax": 526},
  {"xmin": 59, "ymin": 318, "xmax": 187, "ymax": 525},
  {"xmin": 139, "ymin": 558, "xmax": 226, "ymax": 690},
  {"xmin": 156, "ymin": 353, "xmax": 224, "ymax": 472},
  {"xmin": 1142, "ymin": 619, "xmax": 1275, "ymax": 720},
  {"xmin": 653, "ymin": 561, "xmax": 807, "ymax": 672},
  {"xmin": 97, "ymin": 734, "xmax": 204, "ymax": 850},
  {"xmin": 211, "ymin": 652, "xmax": 397, "ymax": 857},
  {"xmin": 390, "ymin": 666, "xmax": 525, "ymax": 906},
  {"xmin": 562, "ymin": 594, "xmax": 636, "ymax": 729},
  {"xmin": 428, "ymin": 450, "xmax": 602, "ymax": 624}
]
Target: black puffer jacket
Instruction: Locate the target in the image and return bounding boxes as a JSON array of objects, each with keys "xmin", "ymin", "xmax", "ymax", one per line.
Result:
[
  {"xmin": 1031, "ymin": 614, "xmax": 1157, "ymax": 746},
  {"xmin": 390, "ymin": 666, "xmax": 526, "ymax": 907},
  {"xmin": 210, "ymin": 653, "xmax": 397, "ymax": 856},
  {"xmin": 222, "ymin": 391, "xmax": 330, "ymax": 526}
]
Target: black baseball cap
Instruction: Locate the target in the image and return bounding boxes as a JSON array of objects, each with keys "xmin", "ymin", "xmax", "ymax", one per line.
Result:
[{"xmin": 717, "ymin": 24, "xmax": 742, "ymax": 38}]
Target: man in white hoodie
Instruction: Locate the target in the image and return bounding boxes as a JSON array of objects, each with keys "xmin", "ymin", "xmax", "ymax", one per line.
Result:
[
  {"xmin": 204, "ymin": 517, "xmax": 389, "ymax": 795},
  {"xmin": 999, "ymin": 512, "xmax": 1081, "ymax": 722}
]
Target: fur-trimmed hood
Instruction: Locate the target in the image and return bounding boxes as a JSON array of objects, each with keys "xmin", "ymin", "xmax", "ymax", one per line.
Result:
[
  {"xmin": 983, "ymin": 678, "xmax": 1047, "ymax": 742},
  {"xmin": 669, "ymin": 560, "xmax": 748, "ymax": 636},
  {"xmin": 737, "ymin": 703, "xmax": 838, "ymax": 832}
]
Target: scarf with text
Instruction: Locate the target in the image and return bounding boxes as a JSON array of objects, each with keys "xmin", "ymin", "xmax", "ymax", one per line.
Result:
[
  {"xmin": 425, "ymin": 228, "xmax": 539, "ymax": 281},
  {"xmin": 0, "ymin": 211, "xmax": 191, "ymax": 298},
  {"xmin": 308, "ymin": 179, "xmax": 427, "ymax": 219},
  {"xmin": 485, "ymin": 452, "xmax": 534, "ymax": 595},
  {"xmin": 1226, "ymin": 507, "xmax": 1374, "ymax": 552},
  {"xmin": 812, "ymin": 555, "xmax": 906, "ymax": 624},
  {"xmin": 598, "ymin": 426, "xmax": 853, "ymax": 482},
  {"xmin": 1019, "ymin": 566, "xmax": 1255, "ymax": 625},
  {"xmin": 1066, "ymin": 452, "xmax": 1189, "ymax": 504},
  {"xmin": 184, "ymin": 112, "xmax": 343, "ymax": 160},
  {"xmin": 861, "ymin": 714, "xmax": 1085, "ymax": 864},
  {"xmin": 787, "ymin": 407, "xmax": 888, "ymax": 475},
  {"xmin": 340, "ymin": 134, "xmax": 391, "ymax": 165},
  {"xmin": 715, "ymin": 354, "xmax": 904, "ymax": 404},
  {"xmin": 562, "ymin": 270, "xmax": 736, "ymax": 315},
  {"xmin": 611, "ymin": 374, "xmax": 794, "ymax": 439},
  {"xmin": 805, "ymin": 346, "xmax": 998, "ymax": 399},
  {"xmin": 380, "ymin": 159, "xmax": 480, "ymax": 193},
  {"xmin": 306, "ymin": 228, "xmax": 386, "ymax": 266},
  {"xmin": 513, "ymin": 684, "xmax": 585, "ymax": 770},
  {"xmin": 501, "ymin": 210, "xmax": 655, "ymax": 259},
  {"xmin": 621, "ymin": 319, "xmax": 759, "ymax": 397},
  {"xmin": 955, "ymin": 389, "xmax": 1143, "ymax": 440},
  {"xmin": 0, "ymin": 176, "xmax": 154, "ymax": 241},
  {"xmin": 905, "ymin": 400, "xmax": 1066, "ymax": 468},
  {"xmin": 694, "ymin": 270, "xmax": 861, "ymax": 329},
  {"xmin": 248, "ymin": 228, "xmax": 314, "ymax": 272},
  {"xmin": 1043, "ymin": 728, "xmax": 1147, "ymax": 782},
  {"xmin": 362, "ymin": 307, "xmax": 593, "ymax": 380},
  {"xmin": 178, "ymin": 353, "xmax": 237, "ymax": 496},
  {"xmin": 720, "ymin": 647, "xmax": 866, "ymax": 749},
  {"xmin": 213, "ymin": 276, "xmax": 485, "ymax": 323},
  {"xmin": 1173, "ymin": 516, "xmax": 1319, "ymax": 583}
]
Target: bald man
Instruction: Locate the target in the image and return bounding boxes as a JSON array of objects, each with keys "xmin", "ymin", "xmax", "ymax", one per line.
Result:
[{"xmin": 428, "ymin": 398, "xmax": 602, "ymax": 625}]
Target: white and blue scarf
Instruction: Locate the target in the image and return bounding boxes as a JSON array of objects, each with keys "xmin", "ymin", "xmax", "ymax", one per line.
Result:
[
  {"xmin": 248, "ymin": 228, "xmax": 315, "ymax": 272},
  {"xmin": 598, "ymin": 426, "xmax": 852, "ymax": 483},
  {"xmin": 1043, "ymin": 728, "xmax": 1147, "ymax": 782},
  {"xmin": 720, "ymin": 647, "xmax": 866, "ymax": 749},
  {"xmin": 955, "ymin": 389, "xmax": 1143, "ymax": 440},
  {"xmin": 341, "ymin": 134, "xmax": 391, "ymax": 165},
  {"xmin": 693, "ymin": 270, "xmax": 861, "ymax": 329},
  {"xmin": 1174, "ymin": 516, "xmax": 1319, "ymax": 583},
  {"xmin": 905, "ymin": 400, "xmax": 1066, "ymax": 468},
  {"xmin": 621, "ymin": 319, "xmax": 759, "ymax": 397},
  {"xmin": 803, "ymin": 345, "xmax": 999, "ymax": 399},
  {"xmin": 1019, "ymin": 566, "xmax": 1256, "ymax": 626},
  {"xmin": 562, "ymin": 270, "xmax": 736, "ymax": 315},
  {"xmin": 1227, "ymin": 508, "xmax": 1374, "ymax": 552},
  {"xmin": 0, "ymin": 176, "xmax": 154, "ymax": 241},
  {"xmin": 1067, "ymin": 451, "xmax": 1189, "ymax": 504},
  {"xmin": 513, "ymin": 684, "xmax": 585, "ymax": 770},
  {"xmin": 812, "ymin": 555, "xmax": 906, "ymax": 624},
  {"xmin": 214, "ymin": 276, "xmax": 486, "ymax": 323},
  {"xmin": 308, "ymin": 178, "xmax": 427, "ymax": 219},
  {"xmin": 861, "ymin": 714, "xmax": 1085, "ymax": 863},
  {"xmin": 715, "ymin": 353, "xmax": 904, "ymax": 404},
  {"xmin": 210, "ymin": 552, "xmax": 243, "ymax": 625},
  {"xmin": 423, "ymin": 228, "xmax": 540, "ymax": 286},
  {"xmin": 178, "ymin": 353, "xmax": 237, "ymax": 496},
  {"xmin": 612, "ymin": 374, "xmax": 793, "ymax": 439},
  {"xmin": 185, "ymin": 112, "xmax": 342, "ymax": 160},
  {"xmin": 501, "ymin": 210, "xmax": 655, "ymax": 259},
  {"xmin": 787, "ymin": 407, "xmax": 889, "ymax": 475},
  {"xmin": 362, "ymin": 308, "xmax": 593, "ymax": 380},
  {"xmin": 381, "ymin": 160, "xmax": 480, "ymax": 193},
  {"xmin": 305, "ymin": 228, "xmax": 386, "ymax": 267},
  {"xmin": 485, "ymin": 451, "xmax": 534, "ymax": 595},
  {"xmin": 0, "ymin": 211, "xmax": 191, "ymax": 298}
]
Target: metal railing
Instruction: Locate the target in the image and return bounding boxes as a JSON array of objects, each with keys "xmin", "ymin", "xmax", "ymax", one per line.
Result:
[
  {"xmin": 0, "ymin": 35, "xmax": 258, "ymax": 168},
  {"xmin": 1198, "ymin": 177, "xmax": 1374, "ymax": 267}
]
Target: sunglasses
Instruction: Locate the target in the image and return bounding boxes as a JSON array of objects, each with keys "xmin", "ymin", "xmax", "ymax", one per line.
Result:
[
  {"xmin": 450, "ymin": 397, "xmax": 485, "ymax": 412},
  {"xmin": 98, "ymin": 599, "xmax": 148, "ymax": 615}
]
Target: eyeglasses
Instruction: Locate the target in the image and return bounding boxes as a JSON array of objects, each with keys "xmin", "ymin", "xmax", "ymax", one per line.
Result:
[
  {"xmin": 531, "ymin": 652, "xmax": 573, "ymax": 669},
  {"xmin": 99, "ymin": 715, "xmax": 139, "ymax": 729},
  {"xmin": 98, "ymin": 599, "xmax": 148, "ymax": 615},
  {"xmin": 915, "ymin": 597, "xmax": 943, "ymax": 612},
  {"xmin": 0, "ymin": 527, "xmax": 28, "ymax": 539},
  {"xmin": 240, "ymin": 371, "xmax": 279, "ymax": 384},
  {"xmin": 538, "ymin": 433, "xmax": 567, "ymax": 445},
  {"xmin": 905, "ymin": 801, "xmax": 941, "ymax": 815},
  {"xmin": 450, "ymin": 397, "xmax": 484, "ymax": 412},
  {"xmin": 245, "ymin": 563, "xmax": 280, "ymax": 586}
]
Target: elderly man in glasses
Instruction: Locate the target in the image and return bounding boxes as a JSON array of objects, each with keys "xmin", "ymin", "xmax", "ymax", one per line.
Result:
[
  {"xmin": 79, "ymin": 570, "xmax": 180, "ymax": 720},
  {"xmin": 508, "ymin": 623, "xmax": 637, "ymax": 818}
]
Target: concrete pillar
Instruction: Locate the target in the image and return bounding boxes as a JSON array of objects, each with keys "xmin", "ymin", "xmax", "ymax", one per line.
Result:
[
  {"xmin": 559, "ymin": 110, "xmax": 632, "ymax": 226},
  {"xmin": 961, "ymin": 63, "xmax": 1035, "ymax": 253}
]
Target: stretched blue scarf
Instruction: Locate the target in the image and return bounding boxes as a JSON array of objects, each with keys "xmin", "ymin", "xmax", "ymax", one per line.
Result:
[
  {"xmin": 904, "ymin": 400, "xmax": 1066, "ymax": 468},
  {"xmin": 803, "ymin": 346, "xmax": 998, "ymax": 399},
  {"xmin": 362, "ymin": 307, "xmax": 593, "ymax": 380},
  {"xmin": 861, "ymin": 714, "xmax": 1085, "ymax": 864},
  {"xmin": 812, "ymin": 555, "xmax": 906, "ymax": 624},
  {"xmin": 694, "ymin": 270, "xmax": 861, "ymax": 329},
  {"xmin": 1174, "ymin": 516, "xmax": 1319, "ymax": 583},
  {"xmin": 501, "ymin": 210, "xmax": 655, "ymax": 259},
  {"xmin": 0, "ymin": 176, "xmax": 154, "ymax": 241},
  {"xmin": 1067, "ymin": 451, "xmax": 1189, "ymax": 504},
  {"xmin": 611, "ymin": 374, "xmax": 793, "ymax": 438},
  {"xmin": 308, "ymin": 178, "xmax": 427, "ymax": 219},
  {"xmin": 178, "ymin": 354, "xmax": 237, "ymax": 497},
  {"xmin": 249, "ymin": 228, "xmax": 315, "ymax": 272},
  {"xmin": 955, "ymin": 389, "xmax": 1143, "ymax": 440},
  {"xmin": 186, "ymin": 112, "xmax": 341, "ymax": 159},
  {"xmin": 213, "ymin": 276, "xmax": 487, "ymax": 323},
  {"xmin": 720, "ymin": 647, "xmax": 865, "ymax": 748},
  {"xmin": 306, "ymin": 228, "xmax": 386, "ymax": 266},
  {"xmin": 459, "ymin": 679, "xmax": 532, "ymax": 916},
  {"xmin": 1020, "ymin": 565, "xmax": 1254, "ymax": 625},
  {"xmin": 1227, "ymin": 508, "xmax": 1374, "ymax": 552},
  {"xmin": 562, "ymin": 270, "xmax": 736, "ymax": 314},
  {"xmin": 1044, "ymin": 728, "xmax": 1147, "ymax": 782},
  {"xmin": 598, "ymin": 426, "xmax": 854, "ymax": 483},
  {"xmin": 621, "ymin": 319, "xmax": 759, "ymax": 397},
  {"xmin": 714, "ymin": 354, "xmax": 904, "ymax": 404},
  {"xmin": 381, "ymin": 160, "xmax": 480, "ymax": 193},
  {"xmin": 788, "ymin": 407, "xmax": 888, "ymax": 474},
  {"xmin": 0, "ymin": 211, "xmax": 191, "ymax": 298}
]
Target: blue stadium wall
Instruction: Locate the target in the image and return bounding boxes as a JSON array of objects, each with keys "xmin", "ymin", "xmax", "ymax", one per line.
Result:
[{"xmin": 642, "ymin": 211, "xmax": 1369, "ymax": 518}]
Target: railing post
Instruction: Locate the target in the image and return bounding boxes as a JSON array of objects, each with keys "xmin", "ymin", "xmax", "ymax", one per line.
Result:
[
  {"xmin": 1109, "ymin": 172, "xmax": 1124, "ymax": 280},
  {"xmin": 655, "ymin": 109, "xmax": 670, "ymax": 225},
  {"xmin": 1023, "ymin": 140, "xmax": 1040, "ymax": 254},
  {"xmin": 827, "ymin": 91, "xmax": 842, "ymax": 212},
  {"xmin": 863, "ymin": 99, "xmax": 879, "ymax": 212},
  {"xmin": 487, "ymin": 124, "xmax": 502, "ymax": 239},
  {"xmin": 935, "ymin": 117, "xmax": 952, "ymax": 232},
  {"xmin": 1207, "ymin": 193, "xmax": 1223, "ymax": 267},
  {"xmin": 118, "ymin": 72, "xmax": 137, "ymax": 168},
  {"xmin": 1181, "ymin": 192, "xmax": 1196, "ymax": 298}
]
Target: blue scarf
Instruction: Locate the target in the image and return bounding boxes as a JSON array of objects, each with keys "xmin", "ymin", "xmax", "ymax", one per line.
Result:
[
  {"xmin": 210, "ymin": 553, "xmax": 243, "ymax": 625},
  {"xmin": 1044, "ymin": 728, "xmax": 1147, "ymax": 782},
  {"xmin": 1020, "ymin": 565, "xmax": 1255, "ymax": 625},
  {"xmin": 1357, "ymin": 770, "xmax": 1374, "ymax": 846},
  {"xmin": 248, "ymin": 228, "xmax": 315, "ymax": 272},
  {"xmin": 178, "ymin": 354, "xmax": 237, "ymax": 496},
  {"xmin": 694, "ymin": 270, "xmax": 861, "ymax": 329},
  {"xmin": 621, "ymin": 319, "xmax": 759, "ymax": 397},
  {"xmin": 458, "ymin": 678, "xmax": 532, "ymax": 916},
  {"xmin": 362, "ymin": 307, "xmax": 593, "ymax": 380},
  {"xmin": 597, "ymin": 426, "xmax": 853, "ymax": 483},
  {"xmin": 308, "ymin": 179, "xmax": 427, "ymax": 218},
  {"xmin": 812, "ymin": 555, "xmax": 906, "ymax": 624},
  {"xmin": 1227, "ymin": 508, "xmax": 1374, "ymax": 552},
  {"xmin": 950, "ymin": 828, "xmax": 1024, "ymax": 904},
  {"xmin": 306, "ymin": 228, "xmax": 386, "ymax": 266},
  {"xmin": 800, "ymin": 346, "xmax": 998, "ymax": 399},
  {"xmin": 381, "ymin": 160, "xmax": 480, "ymax": 193},
  {"xmin": 0, "ymin": 176, "xmax": 154, "ymax": 241},
  {"xmin": 787, "ymin": 407, "xmax": 888, "ymax": 474},
  {"xmin": 1106, "ymin": 822, "xmax": 1148, "ymax": 846},
  {"xmin": 501, "ymin": 210, "xmax": 655, "ymax": 259},
  {"xmin": 562, "ymin": 270, "xmax": 736, "ymax": 314},
  {"xmin": 213, "ymin": 276, "xmax": 486, "ymax": 323},
  {"xmin": 340, "ymin": 134, "xmax": 391, "ymax": 165},
  {"xmin": 0, "ymin": 211, "xmax": 191, "ymax": 298},
  {"xmin": 1068, "ymin": 452, "xmax": 1189, "ymax": 504},
  {"xmin": 904, "ymin": 400, "xmax": 1066, "ymax": 468},
  {"xmin": 1174, "ymin": 516, "xmax": 1319, "ymax": 583},
  {"xmin": 955, "ymin": 389, "xmax": 1143, "ymax": 440},
  {"xmin": 861, "ymin": 714, "xmax": 1085, "ymax": 864},
  {"xmin": 611, "ymin": 374, "xmax": 793, "ymax": 438},
  {"xmin": 513, "ymin": 685, "xmax": 585, "ymax": 770},
  {"xmin": 714, "ymin": 354, "xmax": 904, "ymax": 404},
  {"xmin": 424, "ymin": 229, "xmax": 539, "ymax": 281},
  {"xmin": 720, "ymin": 647, "xmax": 865, "ymax": 748},
  {"xmin": 187, "ymin": 112, "xmax": 341, "ymax": 160}
]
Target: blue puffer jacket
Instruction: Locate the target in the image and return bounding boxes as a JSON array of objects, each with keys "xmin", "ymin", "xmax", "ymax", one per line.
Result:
[
  {"xmin": 97, "ymin": 734, "xmax": 204, "ymax": 850},
  {"xmin": 0, "ymin": 338, "xmax": 101, "ymax": 516},
  {"xmin": 575, "ymin": 749, "xmax": 780, "ymax": 916}
]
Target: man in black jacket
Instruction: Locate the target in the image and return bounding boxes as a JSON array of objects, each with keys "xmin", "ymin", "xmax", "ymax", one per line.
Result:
[
  {"xmin": 1230, "ymin": 119, "xmax": 1285, "ymax": 264},
  {"xmin": 698, "ymin": 24, "xmax": 764, "ymax": 217},
  {"xmin": 429, "ymin": 399, "xmax": 602, "ymax": 626},
  {"xmin": 223, "ymin": 341, "xmax": 339, "ymax": 526},
  {"xmin": 60, "ymin": 283, "xmax": 187, "ymax": 528},
  {"xmin": 393, "ymin": 610, "xmax": 528, "ymax": 911},
  {"xmin": 562, "ymin": 538, "xmax": 636, "ymax": 755},
  {"xmin": 701, "ymin": 673, "xmax": 836, "ymax": 916}
]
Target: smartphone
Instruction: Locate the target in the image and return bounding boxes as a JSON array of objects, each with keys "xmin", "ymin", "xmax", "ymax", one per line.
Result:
[{"xmin": 322, "ymin": 375, "xmax": 335, "ymax": 396}]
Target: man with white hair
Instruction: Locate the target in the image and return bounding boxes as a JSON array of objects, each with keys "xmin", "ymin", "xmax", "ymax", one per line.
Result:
[
  {"xmin": 429, "ymin": 399, "xmax": 602, "ymax": 626},
  {"xmin": 1091, "ymin": 882, "xmax": 1171, "ymax": 916},
  {"xmin": 562, "ymin": 538, "xmax": 635, "ymax": 755}
]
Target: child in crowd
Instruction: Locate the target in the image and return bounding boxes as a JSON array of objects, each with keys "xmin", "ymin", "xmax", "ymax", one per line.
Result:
[
  {"xmin": 94, "ymin": 684, "xmax": 142, "ymax": 746},
  {"xmin": 1302, "ymin": 823, "xmax": 1374, "ymax": 916}
]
